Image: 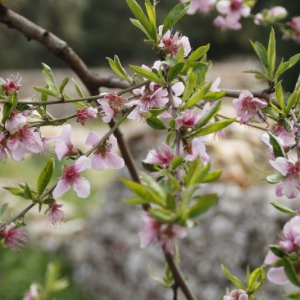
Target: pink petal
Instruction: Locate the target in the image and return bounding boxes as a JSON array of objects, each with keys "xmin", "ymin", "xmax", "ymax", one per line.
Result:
[
  {"xmin": 270, "ymin": 157, "xmax": 289, "ymax": 176},
  {"xmin": 75, "ymin": 156, "xmax": 91, "ymax": 172},
  {"xmin": 85, "ymin": 131, "xmax": 100, "ymax": 146},
  {"xmin": 55, "ymin": 141, "xmax": 69, "ymax": 161},
  {"xmin": 73, "ymin": 177, "xmax": 90, "ymax": 198},
  {"xmin": 105, "ymin": 153, "xmax": 125, "ymax": 169},
  {"xmin": 264, "ymin": 251, "xmax": 279, "ymax": 264},
  {"xmin": 267, "ymin": 267, "xmax": 289, "ymax": 285},
  {"xmin": 172, "ymin": 82, "xmax": 184, "ymax": 96},
  {"xmin": 91, "ymin": 154, "xmax": 108, "ymax": 170},
  {"xmin": 60, "ymin": 124, "xmax": 72, "ymax": 144},
  {"xmin": 216, "ymin": 1, "xmax": 230, "ymax": 14},
  {"xmin": 53, "ymin": 179, "xmax": 70, "ymax": 199},
  {"xmin": 108, "ymin": 135, "xmax": 118, "ymax": 150}
]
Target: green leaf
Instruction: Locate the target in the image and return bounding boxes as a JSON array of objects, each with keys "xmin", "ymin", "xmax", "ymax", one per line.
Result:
[
  {"xmin": 192, "ymin": 118, "xmax": 235, "ymax": 137},
  {"xmin": 2, "ymin": 91, "xmax": 18, "ymax": 125},
  {"xmin": 184, "ymin": 159, "xmax": 210, "ymax": 187},
  {"xmin": 59, "ymin": 77, "xmax": 69, "ymax": 94},
  {"xmin": 185, "ymin": 44, "xmax": 210, "ymax": 65},
  {"xmin": 184, "ymin": 193, "xmax": 218, "ymax": 218},
  {"xmin": 221, "ymin": 264, "xmax": 244, "ymax": 289},
  {"xmin": 146, "ymin": 116, "xmax": 167, "ymax": 130},
  {"xmin": 269, "ymin": 244, "xmax": 285, "ymax": 258},
  {"xmin": 41, "ymin": 63, "xmax": 61, "ymax": 97},
  {"xmin": 148, "ymin": 107, "xmax": 166, "ymax": 117},
  {"xmin": 268, "ymin": 132, "xmax": 286, "ymax": 158},
  {"xmin": 276, "ymin": 54, "xmax": 300, "ymax": 79},
  {"xmin": 129, "ymin": 18, "xmax": 150, "ymax": 37},
  {"xmin": 195, "ymin": 100, "xmax": 222, "ymax": 129},
  {"xmin": 37, "ymin": 158, "xmax": 54, "ymax": 195},
  {"xmin": 271, "ymin": 203, "xmax": 297, "ymax": 215},
  {"xmin": 43, "ymin": 198, "xmax": 55, "ymax": 204},
  {"xmin": 250, "ymin": 41, "xmax": 268, "ymax": 74},
  {"xmin": 145, "ymin": 0, "xmax": 157, "ymax": 42},
  {"xmin": 0, "ymin": 203, "xmax": 8, "ymax": 217},
  {"xmin": 266, "ymin": 173, "xmax": 285, "ymax": 183},
  {"xmin": 202, "ymin": 91, "xmax": 226, "ymax": 101},
  {"xmin": 172, "ymin": 156, "xmax": 184, "ymax": 169},
  {"xmin": 126, "ymin": 0, "xmax": 153, "ymax": 39},
  {"xmin": 282, "ymin": 257, "xmax": 300, "ymax": 287},
  {"xmin": 149, "ymin": 269, "xmax": 173, "ymax": 288},
  {"xmin": 140, "ymin": 172, "xmax": 166, "ymax": 201},
  {"xmin": 148, "ymin": 208, "xmax": 175, "ymax": 222},
  {"xmin": 167, "ymin": 62, "xmax": 185, "ymax": 82},
  {"xmin": 182, "ymin": 69, "xmax": 196, "ymax": 102},
  {"xmin": 286, "ymin": 92, "xmax": 298, "ymax": 114},
  {"xmin": 3, "ymin": 187, "xmax": 24, "ymax": 196},
  {"xmin": 247, "ymin": 267, "xmax": 265, "ymax": 294},
  {"xmin": 267, "ymin": 28, "xmax": 276, "ymax": 80},
  {"xmin": 71, "ymin": 78, "xmax": 84, "ymax": 98},
  {"xmin": 185, "ymin": 83, "xmax": 211, "ymax": 108},
  {"xmin": 275, "ymin": 82, "xmax": 284, "ymax": 109},
  {"xmin": 33, "ymin": 86, "xmax": 57, "ymax": 97},
  {"xmin": 202, "ymin": 170, "xmax": 222, "ymax": 183},
  {"xmin": 123, "ymin": 196, "xmax": 150, "ymax": 205},
  {"xmin": 23, "ymin": 183, "xmax": 33, "ymax": 200},
  {"xmin": 130, "ymin": 65, "xmax": 164, "ymax": 85},
  {"xmin": 162, "ymin": 2, "xmax": 190, "ymax": 35}
]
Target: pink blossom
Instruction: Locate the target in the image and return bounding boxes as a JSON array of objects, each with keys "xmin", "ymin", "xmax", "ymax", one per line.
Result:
[
  {"xmin": 184, "ymin": 137, "xmax": 210, "ymax": 162},
  {"xmin": 216, "ymin": 0, "xmax": 251, "ymax": 21},
  {"xmin": 23, "ymin": 284, "xmax": 39, "ymax": 300},
  {"xmin": 128, "ymin": 82, "xmax": 184, "ymax": 119},
  {"xmin": 143, "ymin": 143, "xmax": 174, "ymax": 168},
  {"xmin": 45, "ymin": 201, "xmax": 67, "ymax": 226},
  {"xmin": 158, "ymin": 25, "xmax": 191, "ymax": 57},
  {"xmin": 224, "ymin": 289, "xmax": 248, "ymax": 300},
  {"xmin": 98, "ymin": 93, "xmax": 127, "ymax": 123},
  {"xmin": 138, "ymin": 213, "xmax": 187, "ymax": 254},
  {"xmin": 76, "ymin": 107, "xmax": 98, "ymax": 126},
  {"xmin": 0, "ymin": 222, "xmax": 27, "ymax": 251},
  {"xmin": 7, "ymin": 125, "xmax": 44, "ymax": 161},
  {"xmin": 53, "ymin": 156, "xmax": 91, "ymax": 199},
  {"xmin": 0, "ymin": 73, "xmax": 21, "ymax": 95},
  {"xmin": 270, "ymin": 121, "xmax": 295, "ymax": 145},
  {"xmin": 176, "ymin": 110, "xmax": 202, "ymax": 130},
  {"xmin": 55, "ymin": 124, "xmax": 79, "ymax": 160},
  {"xmin": 232, "ymin": 90, "xmax": 267, "ymax": 124},
  {"xmin": 270, "ymin": 157, "xmax": 300, "ymax": 199},
  {"xmin": 254, "ymin": 6, "xmax": 287, "ymax": 24},
  {"xmin": 85, "ymin": 131, "xmax": 124, "ymax": 170},
  {"xmin": 180, "ymin": 0, "xmax": 216, "ymax": 15},
  {"xmin": 290, "ymin": 16, "xmax": 300, "ymax": 32},
  {"xmin": 5, "ymin": 111, "xmax": 27, "ymax": 134},
  {"xmin": 213, "ymin": 15, "xmax": 242, "ymax": 30}
]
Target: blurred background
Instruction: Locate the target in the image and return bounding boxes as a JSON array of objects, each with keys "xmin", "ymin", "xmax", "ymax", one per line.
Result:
[{"xmin": 0, "ymin": 0, "xmax": 300, "ymax": 299}]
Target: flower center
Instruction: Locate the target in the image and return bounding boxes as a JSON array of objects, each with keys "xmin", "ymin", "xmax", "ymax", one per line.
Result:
[{"xmin": 62, "ymin": 165, "xmax": 80, "ymax": 183}]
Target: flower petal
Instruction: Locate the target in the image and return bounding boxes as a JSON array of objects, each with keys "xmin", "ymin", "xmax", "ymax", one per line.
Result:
[
  {"xmin": 73, "ymin": 177, "xmax": 90, "ymax": 198},
  {"xmin": 53, "ymin": 179, "xmax": 70, "ymax": 199}
]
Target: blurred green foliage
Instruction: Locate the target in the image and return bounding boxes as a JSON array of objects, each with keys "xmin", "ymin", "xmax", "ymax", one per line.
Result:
[{"xmin": 0, "ymin": 244, "xmax": 95, "ymax": 300}]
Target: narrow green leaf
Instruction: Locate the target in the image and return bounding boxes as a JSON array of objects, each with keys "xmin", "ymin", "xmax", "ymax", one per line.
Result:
[
  {"xmin": 182, "ymin": 69, "xmax": 196, "ymax": 102},
  {"xmin": 185, "ymin": 193, "xmax": 218, "ymax": 218},
  {"xmin": 267, "ymin": 28, "xmax": 276, "ymax": 80},
  {"xmin": 114, "ymin": 56, "xmax": 130, "ymax": 81},
  {"xmin": 148, "ymin": 107, "xmax": 166, "ymax": 117},
  {"xmin": 172, "ymin": 156, "xmax": 184, "ymax": 169},
  {"xmin": 33, "ymin": 86, "xmax": 57, "ymax": 97},
  {"xmin": 185, "ymin": 83, "xmax": 211, "ymax": 108},
  {"xmin": 282, "ymin": 257, "xmax": 300, "ymax": 287},
  {"xmin": 276, "ymin": 54, "xmax": 300, "ymax": 79},
  {"xmin": 286, "ymin": 92, "xmax": 298, "ymax": 114},
  {"xmin": 129, "ymin": 18, "xmax": 150, "ymax": 37},
  {"xmin": 167, "ymin": 62, "xmax": 185, "ymax": 82},
  {"xmin": 3, "ymin": 187, "xmax": 24, "ymax": 196},
  {"xmin": 2, "ymin": 91, "xmax": 18, "ymax": 125},
  {"xmin": 195, "ymin": 100, "xmax": 222, "ymax": 129},
  {"xmin": 140, "ymin": 172, "xmax": 166, "ymax": 201},
  {"xmin": 148, "ymin": 208, "xmax": 174, "ymax": 222},
  {"xmin": 250, "ymin": 41, "xmax": 268, "ymax": 74},
  {"xmin": 126, "ymin": 0, "xmax": 153, "ymax": 39},
  {"xmin": 247, "ymin": 268, "xmax": 265, "ymax": 294},
  {"xmin": 146, "ymin": 116, "xmax": 167, "ymax": 130},
  {"xmin": 41, "ymin": 63, "xmax": 61, "ymax": 97},
  {"xmin": 184, "ymin": 159, "xmax": 210, "ymax": 187},
  {"xmin": 269, "ymin": 245, "xmax": 285, "ymax": 258},
  {"xmin": 221, "ymin": 264, "xmax": 244, "ymax": 289},
  {"xmin": 185, "ymin": 44, "xmax": 210, "ymax": 65},
  {"xmin": 159, "ymin": 170, "xmax": 182, "ymax": 191},
  {"xmin": 145, "ymin": 0, "xmax": 157, "ymax": 41},
  {"xmin": 123, "ymin": 196, "xmax": 150, "ymax": 205},
  {"xmin": 180, "ymin": 184, "xmax": 199, "ymax": 209},
  {"xmin": 268, "ymin": 132, "xmax": 286, "ymax": 158},
  {"xmin": 202, "ymin": 170, "xmax": 222, "ymax": 183},
  {"xmin": 71, "ymin": 78, "xmax": 84, "ymax": 98},
  {"xmin": 43, "ymin": 198, "xmax": 55, "ymax": 204},
  {"xmin": 192, "ymin": 118, "xmax": 235, "ymax": 137},
  {"xmin": 24, "ymin": 183, "xmax": 33, "ymax": 200},
  {"xmin": 59, "ymin": 77, "xmax": 69, "ymax": 94},
  {"xmin": 275, "ymin": 82, "xmax": 284, "ymax": 109},
  {"xmin": 271, "ymin": 203, "xmax": 297, "ymax": 215},
  {"xmin": 162, "ymin": 2, "xmax": 190, "ymax": 35},
  {"xmin": 202, "ymin": 91, "xmax": 226, "ymax": 101},
  {"xmin": 0, "ymin": 203, "xmax": 8, "ymax": 217},
  {"xmin": 176, "ymin": 44, "xmax": 185, "ymax": 62},
  {"xmin": 37, "ymin": 158, "xmax": 54, "ymax": 195},
  {"xmin": 130, "ymin": 65, "xmax": 164, "ymax": 85}
]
